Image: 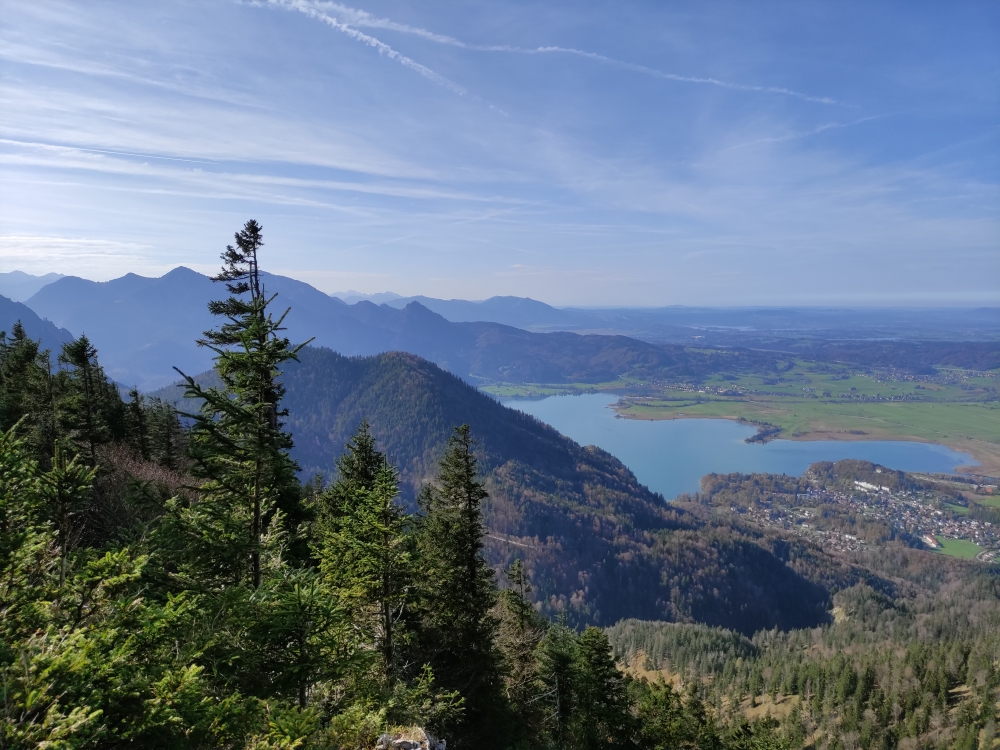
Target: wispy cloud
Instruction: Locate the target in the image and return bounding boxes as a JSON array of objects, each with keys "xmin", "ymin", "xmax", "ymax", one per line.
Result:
[
  {"xmin": 291, "ymin": 0, "xmax": 849, "ymax": 106},
  {"xmin": 0, "ymin": 39, "xmax": 261, "ymax": 108},
  {"xmin": 719, "ymin": 116, "xmax": 887, "ymax": 152},
  {"xmin": 0, "ymin": 138, "xmax": 526, "ymax": 206},
  {"xmin": 265, "ymin": 0, "xmax": 467, "ymax": 96},
  {"xmin": 0, "ymin": 83, "xmax": 447, "ymax": 181}
]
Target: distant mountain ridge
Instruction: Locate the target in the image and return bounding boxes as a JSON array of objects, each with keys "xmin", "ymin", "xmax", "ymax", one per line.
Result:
[
  {"xmin": 26, "ymin": 268, "xmax": 221, "ymax": 389},
  {"xmin": 0, "ymin": 271, "xmax": 65, "ymax": 302},
  {"xmin": 385, "ymin": 294, "xmax": 574, "ymax": 329},
  {"xmin": 331, "ymin": 290, "xmax": 402, "ymax": 305},
  {"xmin": 22, "ymin": 268, "xmax": 996, "ymax": 390},
  {"xmin": 25, "ymin": 267, "xmax": 767, "ymax": 390},
  {"xmin": 352, "ymin": 291, "xmax": 1000, "ymax": 343},
  {"xmin": 0, "ymin": 293, "xmax": 74, "ymax": 355}
]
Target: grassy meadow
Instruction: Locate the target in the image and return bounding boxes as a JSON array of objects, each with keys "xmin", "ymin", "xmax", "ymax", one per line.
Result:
[{"xmin": 934, "ymin": 536, "xmax": 983, "ymax": 559}]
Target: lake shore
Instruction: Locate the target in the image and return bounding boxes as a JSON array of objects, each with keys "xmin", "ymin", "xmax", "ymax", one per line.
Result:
[
  {"xmin": 505, "ymin": 393, "xmax": 979, "ymax": 499},
  {"xmin": 612, "ymin": 405, "xmax": 1000, "ymax": 477}
]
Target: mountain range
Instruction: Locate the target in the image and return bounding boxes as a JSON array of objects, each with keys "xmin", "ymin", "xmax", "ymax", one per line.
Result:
[
  {"xmin": 10, "ymin": 266, "xmax": 986, "ymax": 635},
  {"xmin": 14, "ymin": 267, "xmax": 1000, "ymax": 390},
  {"xmin": 23, "ymin": 267, "xmax": 772, "ymax": 390},
  {"xmin": 377, "ymin": 294, "xmax": 1000, "ymax": 343}
]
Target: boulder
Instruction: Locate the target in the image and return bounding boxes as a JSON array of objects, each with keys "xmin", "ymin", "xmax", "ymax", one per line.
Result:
[{"xmin": 375, "ymin": 727, "xmax": 445, "ymax": 750}]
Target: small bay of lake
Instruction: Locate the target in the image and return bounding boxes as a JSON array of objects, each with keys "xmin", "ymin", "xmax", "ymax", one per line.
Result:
[{"xmin": 502, "ymin": 393, "xmax": 976, "ymax": 499}]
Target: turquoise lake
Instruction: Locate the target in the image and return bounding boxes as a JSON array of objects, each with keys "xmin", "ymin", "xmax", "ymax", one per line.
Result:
[{"xmin": 502, "ymin": 393, "xmax": 976, "ymax": 499}]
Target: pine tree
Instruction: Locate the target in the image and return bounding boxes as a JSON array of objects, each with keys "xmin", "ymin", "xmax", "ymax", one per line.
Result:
[
  {"xmin": 415, "ymin": 424, "xmax": 502, "ymax": 746},
  {"xmin": 38, "ymin": 444, "xmax": 97, "ymax": 586},
  {"xmin": 537, "ymin": 620, "xmax": 579, "ymax": 750},
  {"xmin": 177, "ymin": 219, "xmax": 307, "ymax": 589},
  {"xmin": 126, "ymin": 387, "xmax": 150, "ymax": 460},
  {"xmin": 0, "ymin": 423, "xmax": 44, "ymax": 588},
  {"xmin": 313, "ymin": 419, "xmax": 385, "ymax": 540},
  {"xmin": 497, "ymin": 560, "xmax": 545, "ymax": 699},
  {"xmin": 0, "ymin": 323, "xmax": 57, "ymax": 466},
  {"xmin": 57, "ymin": 335, "xmax": 124, "ymax": 464},
  {"xmin": 316, "ymin": 450, "xmax": 412, "ymax": 685},
  {"xmin": 0, "ymin": 323, "xmax": 48, "ymax": 432},
  {"xmin": 147, "ymin": 397, "xmax": 185, "ymax": 470},
  {"xmin": 574, "ymin": 627, "xmax": 633, "ymax": 749},
  {"xmin": 330, "ymin": 420, "xmax": 384, "ymax": 496}
]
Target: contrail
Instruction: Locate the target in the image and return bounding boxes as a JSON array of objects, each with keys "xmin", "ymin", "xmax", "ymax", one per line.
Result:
[
  {"xmin": 267, "ymin": 0, "xmax": 467, "ymax": 96},
  {"xmin": 291, "ymin": 0, "xmax": 847, "ymax": 106},
  {"xmin": 720, "ymin": 115, "xmax": 886, "ymax": 151}
]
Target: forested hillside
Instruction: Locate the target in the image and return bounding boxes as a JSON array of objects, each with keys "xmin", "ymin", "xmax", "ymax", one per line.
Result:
[
  {"xmin": 608, "ymin": 462, "xmax": 1000, "ymax": 747},
  {"xmin": 607, "ymin": 554, "xmax": 1000, "ymax": 749},
  {"xmin": 153, "ymin": 345, "xmax": 838, "ymax": 632}
]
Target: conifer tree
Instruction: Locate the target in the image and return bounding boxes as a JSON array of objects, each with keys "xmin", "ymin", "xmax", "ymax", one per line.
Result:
[
  {"xmin": 317, "ymin": 460, "xmax": 411, "ymax": 684},
  {"xmin": 314, "ymin": 419, "xmax": 385, "ymax": 534},
  {"xmin": 332, "ymin": 419, "xmax": 383, "ymax": 494},
  {"xmin": 57, "ymin": 335, "xmax": 123, "ymax": 464},
  {"xmin": 316, "ymin": 423, "xmax": 406, "ymax": 679},
  {"xmin": 147, "ymin": 397, "xmax": 185, "ymax": 470},
  {"xmin": 0, "ymin": 323, "xmax": 55, "ymax": 463},
  {"xmin": 496, "ymin": 560, "xmax": 547, "ymax": 744},
  {"xmin": 0, "ymin": 323, "xmax": 48, "ymax": 431},
  {"xmin": 126, "ymin": 387, "xmax": 150, "ymax": 460},
  {"xmin": 178, "ymin": 219, "xmax": 307, "ymax": 589},
  {"xmin": 0, "ymin": 423, "xmax": 43, "ymax": 585},
  {"xmin": 574, "ymin": 626, "xmax": 633, "ymax": 749},
  {"xmin": 38, "ymin": 444, "xmax": 97, "ymax": 586},
  {"xmin": 537, "ymin": 620, "xmax": 580, "ymax": 750},
  {"xmin": 415, "ymin": 424, "xmax": 502, "ymax": 746}
]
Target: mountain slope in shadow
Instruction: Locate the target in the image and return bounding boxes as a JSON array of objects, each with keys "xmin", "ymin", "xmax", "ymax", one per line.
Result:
[
  {"xmin": 0, "ymin": 293, "xmax": 74, "ymax": 355},
  {"xmin": 282, "ymin": 347, "xmax": 841, "ymax": 632}
]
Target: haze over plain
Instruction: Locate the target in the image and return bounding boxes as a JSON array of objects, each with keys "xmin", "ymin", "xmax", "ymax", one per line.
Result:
[{"xmin": 1, "ymin": 0, "xmax": 997, "ymax": 305}]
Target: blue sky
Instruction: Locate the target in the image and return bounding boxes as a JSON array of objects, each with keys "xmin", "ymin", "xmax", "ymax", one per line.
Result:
[{"xmin": 0, "ymin": 0, "xmax": 997, "ymax": 305}]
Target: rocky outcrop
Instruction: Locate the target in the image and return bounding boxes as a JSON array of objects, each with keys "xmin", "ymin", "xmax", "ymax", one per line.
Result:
[{"xmin": 375, "ymin": 727, "xmax": 445, "ymax": 750}]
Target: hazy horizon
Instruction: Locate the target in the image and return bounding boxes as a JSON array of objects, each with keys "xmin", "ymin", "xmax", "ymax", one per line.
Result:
[
  {"xmin": 5, "ymin": 266, "xmax": 1000, "ymax": 312},
  {"xmin": 1, "ymin": 1, "xmax": 997, "ymax": 306}
]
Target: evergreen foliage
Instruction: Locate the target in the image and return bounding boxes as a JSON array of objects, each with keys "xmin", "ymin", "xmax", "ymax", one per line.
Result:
[
  {"xmin": 316, "ymin": 448, "xmax": 412, "ymax": 685},
  {"xmin": 414, "ymin": 424, "xmax": 504, "ymax": 745},
  {"xmin": 0, "ymin": 321, "xmax": 53, "ymax": 456},
  {"xmin": 57, "ymin": 334, "xmax": 124, "ymax": 463},
  {"xmin": 177, "ymin": 219, "xmax": 306, "ymax": 589}
]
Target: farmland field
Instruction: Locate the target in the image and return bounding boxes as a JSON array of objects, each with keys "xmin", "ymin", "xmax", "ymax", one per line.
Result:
[{"xmin": 934, "ymin": 536, "xmax": 983, "ymax": 559}]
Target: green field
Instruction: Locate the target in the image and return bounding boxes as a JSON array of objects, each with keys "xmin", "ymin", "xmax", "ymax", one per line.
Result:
[
  {"xmin": 975, "ymin": 494, "xmax": 1000, "ymax": 508},
  {"xmin": 616, "ymin": 397, "xmax": 1000, "ymax": 444},
  {"xmin": 484, "ymin": 362, "xmax": 1000, "ymax": 475},
  {"xmin": 613, "ymin": 364, "xmax": 1000, "ymax": 474},
  {"xmin": 933, "ymin": 536, "xmax": 983, "ymax": 559},
  {"xmin": 481, "ymin": 377, "xmax": 637, "ymax": 399}
]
